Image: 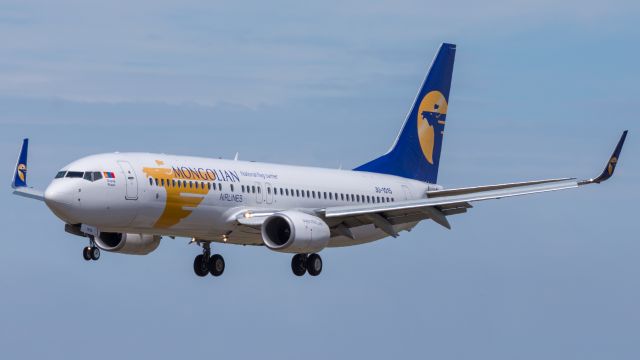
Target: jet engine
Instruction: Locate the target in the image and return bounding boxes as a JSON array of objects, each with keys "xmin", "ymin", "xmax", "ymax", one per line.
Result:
[
  {"xmin": 261, "ymin": 211, "xmax": 330, "ymax": 253},
  {"xmin": 94, "ymin": 232, "xmax": 161, "ymax": 255}
]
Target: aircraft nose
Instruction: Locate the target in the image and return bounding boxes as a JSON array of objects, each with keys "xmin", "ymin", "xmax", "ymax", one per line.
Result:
[
  {"xmin": 44, "ymin": 181, "xmax": 77, "ymax": 221},
  {"xmin": 45, "ymin": 181, "xmax": 74, "ymax": 206}
]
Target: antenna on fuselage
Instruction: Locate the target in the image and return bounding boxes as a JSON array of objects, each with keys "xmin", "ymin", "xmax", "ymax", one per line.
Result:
[{"xmin": 234, "ymin": 152, "xmax": 239, "ymax": 161}]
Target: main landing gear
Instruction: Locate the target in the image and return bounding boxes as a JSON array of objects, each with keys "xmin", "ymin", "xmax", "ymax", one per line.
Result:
[
  {"xmin": 193, "ymin": 242, "xmax": 225, "ymax": 277},
  {"xmin": 291, "ymin": 253, "xmax": 322, "ymax": 276},
  {"xmin": 82, "ymin": 237, "xmax": 100, "ymax": 261}
]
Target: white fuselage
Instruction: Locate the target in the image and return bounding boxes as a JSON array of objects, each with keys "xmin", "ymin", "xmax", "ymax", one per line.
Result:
[{"xmin": 43, "ymin": 153, "xmax": 438, "ymax": 247}]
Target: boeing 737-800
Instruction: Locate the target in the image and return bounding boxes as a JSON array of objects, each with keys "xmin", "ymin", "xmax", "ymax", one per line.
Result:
[{"xmin": 11, "ymin": 43, "xmax": 627, "ymax": 278}]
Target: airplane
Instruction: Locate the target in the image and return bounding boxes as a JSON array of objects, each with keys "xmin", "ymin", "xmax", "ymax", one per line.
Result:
[{"xmin": 11, "ymin": 43, "xmax": 628, "ymax": 278}]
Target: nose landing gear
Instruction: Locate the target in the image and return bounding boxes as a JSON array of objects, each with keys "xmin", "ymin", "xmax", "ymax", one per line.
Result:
[
  {"xmin": 291, "ymin": 253, "xmax": 322, "ymax": 276},
  {"xmin": 82, "ymin": 237, "xmax": 100, "ymax": 261},
  {"xmin": 192, "ymin": 241, "xmax": 225, "ymax": 278}
]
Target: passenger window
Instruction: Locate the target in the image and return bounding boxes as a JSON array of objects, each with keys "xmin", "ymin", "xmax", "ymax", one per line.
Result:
[
  {"xmin": 356, "ymin": 195, "xmax": 360, "ymax": 202},
  {"xmin": 267, "ymin": 187, "xmax": 271, "ymax": 194},
  {"xmin": 324, "ymin": 192, "xmax": 327, "ymax": 199},
  {"xmin": 149, "ymin": 178, "xmax": 153, "ymax": 185},
  {"xmin": 207, "ymin": 182, "xmax": 211, "ymax": 190},
  {"xmin": 312, "ymin": 191, "xmax": 316, "ymax": 199},
  {"xmin": 161, "ymin": 179, "xmax": 165, "ymax": 186},
  {"xmin": 252, "ymin": 186, "xmax": 256, "ymax": 193},
  {"xmin": 296, "ymin": 190, "xmax": 299, "ymax": 197},
  {"xmin": 231, "ymin": 184, "xmax": 235, "ymax": 192},
  {"xmin": 55, "ymin": 171, "xmax": 66, "ymax": 179},
  {"xmin": 155, "ymin": 178, "xmax": 159, "ymax": 186},
  {"xmin": 285, "ymin": 189, "xmax": 289, "ymax": 196},
  {"xmin": 329, "ymin": 193, "xmax": 332, "ymax": 200}
]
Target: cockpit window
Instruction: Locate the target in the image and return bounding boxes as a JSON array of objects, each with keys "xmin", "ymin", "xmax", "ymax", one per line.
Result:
[
  {"xmin": 66, "ymin": 171, "xmax": 84, "ymax": 178},
  {"xmin": 55, "ymin": 171, "xmax": 66, "ymax": 179},
  {"xmin": 83, "ymin": 171, "xmax": 103, "ymax": 182}
]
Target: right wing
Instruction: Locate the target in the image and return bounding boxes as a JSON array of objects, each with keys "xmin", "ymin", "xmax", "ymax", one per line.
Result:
[
  {"xmin": 235, "ymin": 131, "xmax": 627, "ymax": 238},
  {"xmin": 321, "ymin": 130, "xmax": 628, "ymax": 236}
]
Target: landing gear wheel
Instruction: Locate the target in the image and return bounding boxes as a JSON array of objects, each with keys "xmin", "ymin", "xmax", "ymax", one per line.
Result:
[
  {"xmin": 208, "ymin": 254, "xmax": 225, "ymax": 277},
  {"xmin": 90, "ymin": 246, "xmax": 101, "ymax": 261},
  {"xmin": 82, "ymin": 246, "xmax": 91, "ymax": 261},
  {"xmin": 307, "ymin": 253, "xmax": 322, "ymax": 276},
  {"xmin": 291, "ymin": 254, "xmax": 307, "ymax": 276},
  {"xmin": 193, "ymin": 254, "xmax": 208, "ymax": 277}
]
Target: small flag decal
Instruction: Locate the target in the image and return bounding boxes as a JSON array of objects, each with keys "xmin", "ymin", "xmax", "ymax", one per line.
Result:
[{"xmin": 103, "ymin": 172, "xmax": 116, "ymax": 179}]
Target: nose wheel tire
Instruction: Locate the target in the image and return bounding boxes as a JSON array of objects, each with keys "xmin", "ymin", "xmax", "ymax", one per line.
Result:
[
  {"xmin": 82, "ymin": 246, "xmax": 91, "ymax": 261},
  {"xmin": 83, "ymin": 246, "xmax": 100, "ymax": 261},
  {"xmin": 291, "ymin": 254, "xmax": 308, "ymax": 276},
  {"xmin": 307, "ymin": 253, "xmax": 322, "ymax": 276},
  {"xmin": 193, "ymin": 254, "xmax": 209, "ymax": 277},
  {"xmin": 90, "ymin": 246, "xmax": 100, "ymax": 261},
  {"xmin": 208, "ymin": 254, "xmax": 225, "ymax": 277}
]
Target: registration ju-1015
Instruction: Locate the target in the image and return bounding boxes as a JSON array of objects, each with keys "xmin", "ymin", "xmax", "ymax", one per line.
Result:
[{"xmin": 374, "ymin": 186, "xmax": 393, "ymax": 194}]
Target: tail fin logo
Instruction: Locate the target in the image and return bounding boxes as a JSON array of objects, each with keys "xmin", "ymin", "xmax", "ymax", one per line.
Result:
[
  {"xmin": 17, "ymin": 163, "xmax": 26, "ymax": 182},
  {"xmin": 417, "ymin": 91, "xmax": 448, "ymax": 164}
]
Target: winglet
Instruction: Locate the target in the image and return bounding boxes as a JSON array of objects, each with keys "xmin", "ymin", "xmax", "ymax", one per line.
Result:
[
  {"xmin": 579, "ymin": 130, "xmax": 628, "ymax": 185},
  {"xmin": 11, "ymin": 138, "xmax": 29, "ymax": 189},
  {"xmin": 11, "ymin": 138, "xmax": 45, "ymax": 201}
]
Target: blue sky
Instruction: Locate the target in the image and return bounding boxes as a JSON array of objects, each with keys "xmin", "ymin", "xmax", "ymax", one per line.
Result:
[{"xmin": 1, "ymin": 1, "xmax": 639, "ymax": 359}]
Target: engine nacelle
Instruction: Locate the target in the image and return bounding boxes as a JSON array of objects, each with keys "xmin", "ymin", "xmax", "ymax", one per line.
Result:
[
  {"xmin": 94, "ymin": 232, "xmax": 161, "ymax": 255},
  {"xmin": 261, "ymin": 211, "xmax": 330, "ymax": 253}
]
